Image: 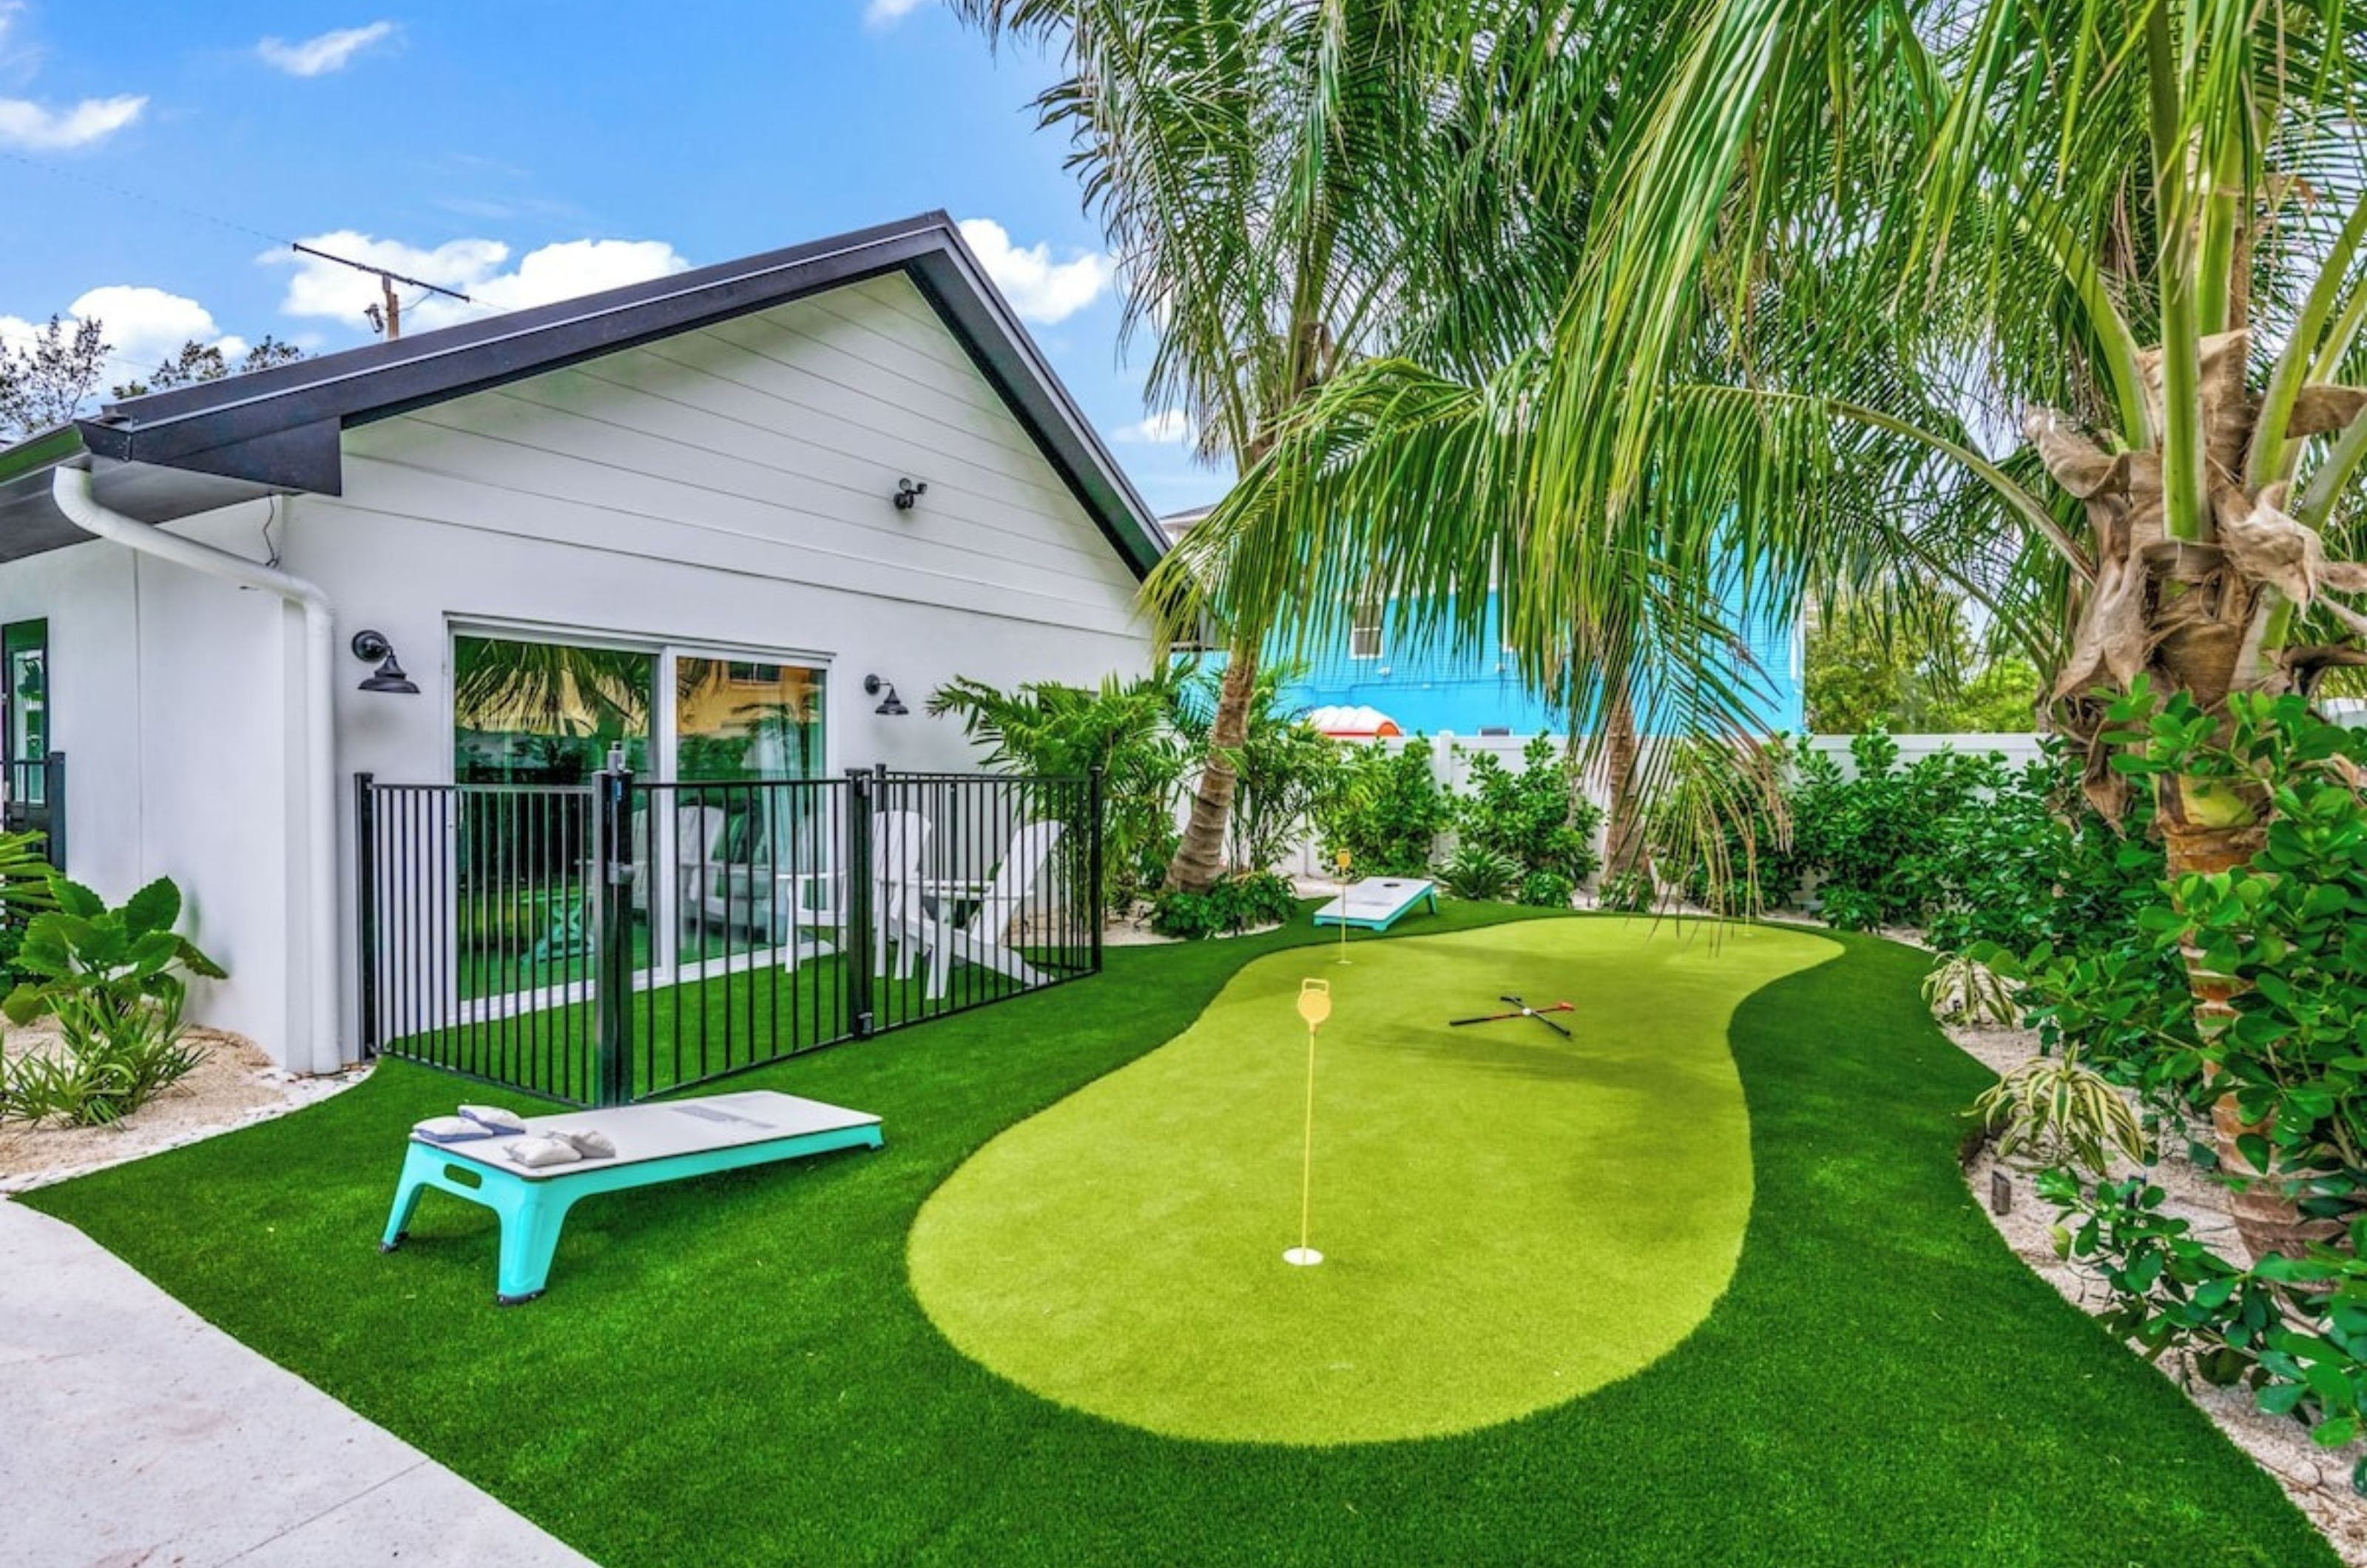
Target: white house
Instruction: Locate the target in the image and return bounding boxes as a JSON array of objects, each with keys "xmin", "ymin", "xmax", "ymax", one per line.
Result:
[{"xmin": 0, "ymin": 213, "xmax": 1164, "ymax": 1075}]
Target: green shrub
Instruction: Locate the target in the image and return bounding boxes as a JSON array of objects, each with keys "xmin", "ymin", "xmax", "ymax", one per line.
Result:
[
  {"xmin": 1149, "ymin": 871, "xmax": 1299, "ymax": 939},
  {"xmin": 1514, "ymin": 869, "xmax": 1576, "ymax": 909},
  {"xmin": 1453, "ymin": 737, "xmax": 1603, "ymax": 886},
  {"xmin": 1437, "ymin": 842, "xmax": 1520, "ymax": 901},
  {"xmin": 1982, "ymin": 689, "xmax": 2367, "ymax": 1462},
  {"xmin": 1, "ymin": 876, "xmax": 223, "ymax": 1128},
  {"xmin": 1787, "ymin": 729, "xmax": 2002, "ymax": 929},
  {"xmin": 1318, "ymin": 741, "xmax": 1449, "ymax": 877}
]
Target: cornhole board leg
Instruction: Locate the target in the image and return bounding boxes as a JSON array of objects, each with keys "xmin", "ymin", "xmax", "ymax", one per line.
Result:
[{"xmin": 380, "ymin": 1121, "xmax": 885, "ymax": 1305}]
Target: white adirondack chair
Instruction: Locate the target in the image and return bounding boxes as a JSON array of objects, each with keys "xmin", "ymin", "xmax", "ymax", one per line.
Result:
[
  {"xmin": 773, "ymin": 809, "xmax": 933, "ymax": 976},
  {"xmin": 909, "ymin": 820, "xmax": 1065, "ymax": 999}
]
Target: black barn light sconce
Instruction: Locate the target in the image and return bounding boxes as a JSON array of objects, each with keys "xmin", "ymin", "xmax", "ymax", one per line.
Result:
[
  {"xmin": 864, "ymin": 675, "xmax": 908, "ymax": 717},
  {"xmin": 351, "ymin": 629, "xmax": 420, "ymax": 695},
  {"xmin": 893, "ymin": 477, "xmax": 928, "ymax": 511}
]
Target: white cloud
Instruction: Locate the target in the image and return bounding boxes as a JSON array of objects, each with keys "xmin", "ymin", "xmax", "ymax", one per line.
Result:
[
  {"xmin": 257, "ymin": 21, "xmax": 396, "ymax": 77},
  {"xmin": 67, "ymin": 285, "xmax": 243, "ymax": 369},
  {"xmin": 1116, "ymin": 409, "xmax": 1194, "ymax": 445},
  {"xmin": 0, "ymin": 92, "xmax": 143, "ymax": 149},
  {"xmin": 864, "ymin": 0, "xmax": 928, "ymax": 24},
  {"xmin": 957, "ymin": 217, "xmax": 1111, "ymax": 325},
  {"xmin": 268, "ymin": 231, "xmax": 693, "ymax": 332},
  {"xmin": 0, "ymin": 285, "xmax": 246, "ymax": 385}
]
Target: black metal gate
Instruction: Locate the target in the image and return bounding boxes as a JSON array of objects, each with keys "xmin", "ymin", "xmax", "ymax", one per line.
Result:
[{"xmin": 357, "ymin": 765, "xmax": 1101, "ymax": 1105}]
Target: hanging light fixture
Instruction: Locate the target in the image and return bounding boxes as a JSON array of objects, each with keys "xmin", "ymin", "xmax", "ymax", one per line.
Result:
[
  {"xmin": 864, "ymin": 675, "xmax": 908, "ymax": 716},
  {"xmin": 351, "ymin": 629, "xmax": 420, "ymax": 695}
]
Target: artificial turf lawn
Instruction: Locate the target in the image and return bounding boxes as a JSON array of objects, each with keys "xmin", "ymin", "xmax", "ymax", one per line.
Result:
[
  {"xmin": 910, "ymin": 919, "xmax": 1834, "ymax": 1443},
  {"xmin": 21, "ymin": 907, "xmax": 2337, "ymax": 1567}
]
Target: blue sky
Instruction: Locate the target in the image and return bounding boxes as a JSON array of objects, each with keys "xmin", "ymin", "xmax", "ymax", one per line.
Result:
[{"xmin": 0, "ymin": 0, "xmax": 1226, "ymax": 513}]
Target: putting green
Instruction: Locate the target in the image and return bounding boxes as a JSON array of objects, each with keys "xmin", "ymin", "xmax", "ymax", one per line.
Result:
[{"xmin": 907, "ymin": 916, "xmax": 1838, "ymax": 1444}]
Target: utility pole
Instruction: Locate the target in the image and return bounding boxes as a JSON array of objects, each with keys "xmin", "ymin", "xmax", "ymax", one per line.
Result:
[{"xmin": 290, "ymin": 243, "xmax": 471, "ymax": 341}]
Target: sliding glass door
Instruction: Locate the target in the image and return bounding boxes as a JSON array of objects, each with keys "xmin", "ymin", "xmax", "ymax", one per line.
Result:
[
  {"xmin": 671, "ymin": 658, "xmax": 830, "ymax": 967},
  {"xmin": 450, "ymin": 631, "xmax": 830, "ymax": 1001}
]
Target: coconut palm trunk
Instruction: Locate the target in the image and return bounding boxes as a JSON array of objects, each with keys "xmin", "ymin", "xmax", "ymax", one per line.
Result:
[
  {"xmin": 1598, "ymin": 678, "xmax": 1647, "ymax": 887},
  {"xmin": 1168, "ymin": 638, "xmax": 1262, "ymax": 890},
  {"xmin": 955, "ymin": 0, "xmax": 1486, "ymax": 898}
]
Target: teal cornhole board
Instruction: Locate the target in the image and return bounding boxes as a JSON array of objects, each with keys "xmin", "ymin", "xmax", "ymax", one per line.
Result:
[
  {"xmin": 380, "ymin": 1089, "xmax": 882, "ymax": 1304},
  {"xmin": 1311, "ymin": 876, "xmax": 1440, "ymax": 932}
]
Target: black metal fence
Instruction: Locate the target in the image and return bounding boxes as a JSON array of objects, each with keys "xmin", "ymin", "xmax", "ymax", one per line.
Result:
[
  {"xmin": 2, "ymin": 751, "xmax": 64, "ymax": 871},
  {"xmin": 357, "ymin": 765, "xmax": 1102, "ymax": 1106}
]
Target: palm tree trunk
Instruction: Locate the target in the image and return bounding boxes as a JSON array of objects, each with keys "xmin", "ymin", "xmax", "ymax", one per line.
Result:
[
  {"xmin": 1600, "ymin": 680, "xmax": 1646, "ymax": 886},
  {"xmin": 1166, "ymin": 638, "xmax": 1260, "ymax": 892}
]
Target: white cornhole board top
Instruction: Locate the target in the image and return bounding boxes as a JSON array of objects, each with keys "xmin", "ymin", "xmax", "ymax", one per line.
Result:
[
  {"xmin": 1311, "ymin": 876, "xmax": 1439, "ymax": 931},
  {"xmin": 415, "ymin": 1090, "xmax": 880, "ymax": 1180}
]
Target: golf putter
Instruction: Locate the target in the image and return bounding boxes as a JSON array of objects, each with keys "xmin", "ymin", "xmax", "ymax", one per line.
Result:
[{"xmin": 1449, "ymin": 993, "xmax": 1575, "ymax": 1037}]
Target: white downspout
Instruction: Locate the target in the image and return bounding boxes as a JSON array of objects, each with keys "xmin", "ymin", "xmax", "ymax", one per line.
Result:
[{"xmin": 53, "ymin": 466, "xmax": 344, "ymax": 1075}]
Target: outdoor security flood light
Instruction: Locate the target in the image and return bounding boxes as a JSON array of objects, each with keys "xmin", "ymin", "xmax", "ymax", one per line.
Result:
[
  {"xmin": 865, "ymin": 675, "xmax": 908, "ymax": 716},
  {"xmin": 352, "ymin": 629, "xmax": 420, "ymax": 695},
  {"xmin": 894, "ymin": 477, "xmax": 928, "ymax": 510}
]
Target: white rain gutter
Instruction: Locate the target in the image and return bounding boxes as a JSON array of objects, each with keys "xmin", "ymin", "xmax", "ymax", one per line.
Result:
[{"xmin": 53, "ymin": 466, "xmax": 343, "ymax": 1075}]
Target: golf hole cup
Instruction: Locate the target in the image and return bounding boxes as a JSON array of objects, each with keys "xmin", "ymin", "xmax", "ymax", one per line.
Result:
[{"xmin": 1287, "ymin": 979, "xmax": 1331, "ymax": 1267}]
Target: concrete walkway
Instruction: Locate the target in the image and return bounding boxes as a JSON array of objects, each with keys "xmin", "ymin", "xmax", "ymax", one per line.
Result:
[{"xmin": 0, "ymin": 1200, "xmax": 596, "ymax": 1568}]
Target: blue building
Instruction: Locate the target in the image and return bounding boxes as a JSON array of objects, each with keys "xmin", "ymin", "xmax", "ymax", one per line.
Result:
[{"xmin": 1161, "ymin": 508, "xmax": 1805, "ymax": 737}]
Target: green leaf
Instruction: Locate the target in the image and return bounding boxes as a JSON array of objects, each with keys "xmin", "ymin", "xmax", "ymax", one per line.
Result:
[
  {"xmin": 121, "ymin": 878, "xmax": 180, "ymax": 939},
  {"xmin": 50, "ymin": 879, "xmax": 102, "ymax": 919}
]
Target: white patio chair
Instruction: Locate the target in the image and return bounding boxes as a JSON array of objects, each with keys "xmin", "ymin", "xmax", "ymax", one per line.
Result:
[
  {"xmin": 908, "ymin": 820, "xmax": 1065, "ymax": 1000},
  {"xmin": 629, "ymin": 802, "xmax": 731, "ymax": 936},
  {"xmin": 770, "ymin": 809, "xmax": 933, "ymax": 976}
]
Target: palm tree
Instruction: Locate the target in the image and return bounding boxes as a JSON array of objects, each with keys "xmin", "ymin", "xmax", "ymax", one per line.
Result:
[
  {"xmin": 1171, "ymin": 2, "xmax": 2367, "ymax": 924},
  {"xmin": 954, "ymin": 0, "xmax": 1572, "ymax": 890}
]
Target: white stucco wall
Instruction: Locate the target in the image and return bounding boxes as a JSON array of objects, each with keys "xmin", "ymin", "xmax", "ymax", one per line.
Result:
[
  {"xmin": 0, "ymin": 270, "xmax": 1153, "ymax": 1067},
  {"xmin": 0, "ymin": 515, "xmax": 298, "ymax": 1047}
]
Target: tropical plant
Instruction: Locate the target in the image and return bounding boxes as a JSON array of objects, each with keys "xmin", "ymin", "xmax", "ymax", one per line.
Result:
[
  {"xmin": 1782, "ymin": 732, "xmax": 2005, "ymax": 930},
  {"xmin": 1436, "ymin": 842, "xmax": 1520, "ymax": 902},
  {"xmin": 1923, "ymin": 953, "xmax": 2016, "ymax": 1028},
  {"xmin": 1973, "ymin": 1052, "xmax": 2152, "ymax": 1175},
  {"xmin": 956, "ymin": 0, "xmax": 1578, "ymax": 894},
  {"xmin": 1171, "ymin": 663, "xmax": 1344, "ymax": 874},
  {"xmin": 0, "ymin": 877, "xmax": 223, "ymax": 1127},
  {"xmin": 1158, "ymin": 0, "xmax": 2367, "ymax": 984},
  {"xmin": 929, "ymin": 669, "xmax": 1189, "ymax": 913}
]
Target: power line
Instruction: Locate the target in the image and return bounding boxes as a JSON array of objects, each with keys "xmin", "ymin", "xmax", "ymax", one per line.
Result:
[
  {"xmin": 0, "ymin": 147, "xmax": 287, "ymax": 248},
  {"xmin": 0, "ymin": 148, "xmax": 474, "ymax": 342}
]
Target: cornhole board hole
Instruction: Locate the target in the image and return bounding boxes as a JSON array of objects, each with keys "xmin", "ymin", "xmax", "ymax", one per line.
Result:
[
  {"xmin": 379, "ymin": 1089, "xmax": 883, "ymax": 1304},
  {"xmin": 1311, "ymin": 876, "xmax": 1440, "ymax": 933}
]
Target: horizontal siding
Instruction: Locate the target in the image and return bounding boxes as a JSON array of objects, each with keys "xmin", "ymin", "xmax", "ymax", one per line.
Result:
[{"xmin": 334, "ymin": 271, "xmax": 1144, "ymax": 635}]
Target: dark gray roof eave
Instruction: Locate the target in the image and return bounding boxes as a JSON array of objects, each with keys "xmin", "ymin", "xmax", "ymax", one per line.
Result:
[{"xmin": 0, "ymin": 213, "xmax": 1164, "ymax": 575}]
